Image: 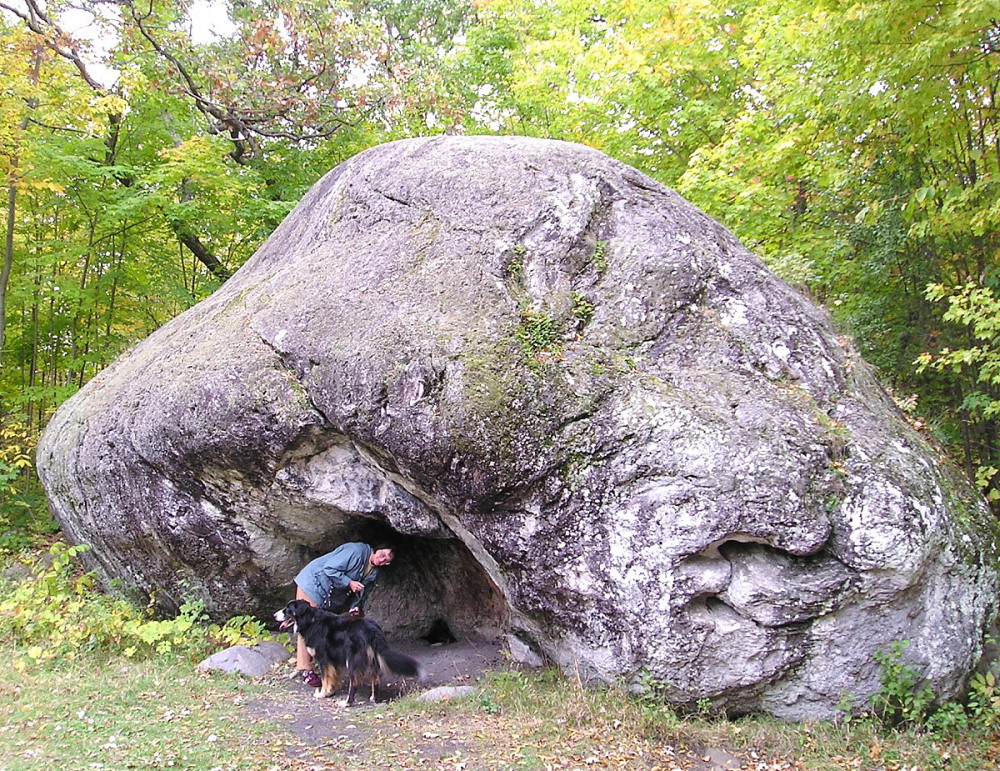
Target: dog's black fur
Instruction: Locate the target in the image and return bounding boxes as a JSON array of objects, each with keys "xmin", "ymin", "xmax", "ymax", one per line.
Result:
[{"xmin": 274, "ymin": 599, "xmax": 422, "ymax": 704}]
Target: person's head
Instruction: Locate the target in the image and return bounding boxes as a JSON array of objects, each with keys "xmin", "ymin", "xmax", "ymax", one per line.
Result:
[{"xmin": 370, "ymin": 545, "xmax": 395, "ymax": 567}]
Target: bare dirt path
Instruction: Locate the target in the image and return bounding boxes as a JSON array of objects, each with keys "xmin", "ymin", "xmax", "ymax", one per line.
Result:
[
  {"xmin": 244, "ymin": 636, "xmax": 509, "ymax": 766},
  {"xmin": 240, "ymin": 636, "xmax": 754, "ymax": 771}
]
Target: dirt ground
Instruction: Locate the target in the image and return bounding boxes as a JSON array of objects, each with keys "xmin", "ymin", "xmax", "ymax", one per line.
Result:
[
  {"xmin": 245, "ymin": 634, "xmax": 509, "ymax": 763},
  {"xmin": 243, "ymin": 635, "xmax": 747, "ymax": 771}
]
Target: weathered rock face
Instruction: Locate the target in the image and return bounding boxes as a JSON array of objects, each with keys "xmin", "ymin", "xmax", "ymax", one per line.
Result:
[{"xmin": 37, "ymin": 136, "xmax": 998, "ymax": 719}]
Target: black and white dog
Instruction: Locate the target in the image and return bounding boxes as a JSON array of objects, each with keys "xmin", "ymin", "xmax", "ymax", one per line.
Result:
[{"xmin": 275, "ymin": 599, "xmax": 422, "ymax": 704}]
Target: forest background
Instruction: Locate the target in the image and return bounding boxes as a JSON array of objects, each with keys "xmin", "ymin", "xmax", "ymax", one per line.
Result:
[{"xmin": 2, "ymin": 0, "xmax": 999, "ymax": 542}]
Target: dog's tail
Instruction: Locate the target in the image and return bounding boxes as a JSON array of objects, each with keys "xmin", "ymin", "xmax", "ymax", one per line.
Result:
[{"xmin": 378, "ymin": 649, "xmax": 423, "ymax": 680}]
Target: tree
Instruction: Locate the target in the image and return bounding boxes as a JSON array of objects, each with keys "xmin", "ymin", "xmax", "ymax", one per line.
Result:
[
  {"xmin": 917, "ymin": 283, "xmax": 1000, "ymax": 501},
  {"xmin": 681, "ymin": 0, "xmax": 1000, "ymax": 499},
  {"xmin": 1, "ymin": 20, "xmax": 42, "ymax": 357},
  {"xmin": 452, "ymin": 0, "xmax": 748, "ymax": 180},
  {"xmin": 0, "ymin": 0, "xmax": 474, "ymax": 426}
]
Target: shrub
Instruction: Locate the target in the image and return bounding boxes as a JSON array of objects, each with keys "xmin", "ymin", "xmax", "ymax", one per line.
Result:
[
  {"xmin": 0, "ymin": 541, "xmax": 279, "ymax": 668},
  {"xmin": 967, "ymin": 669, "xmax": 1000, "ymax": 728},
  {"xmin": 872, "ymin": 640, "xmax": 935, "ymax": 727},
  {"xmin": 0, "ymin": 416, "xmax": 57, "ymax": 553},
  {"xmin": 868, "ymin": 638, "xmax": 1000, "ymax": 736}
]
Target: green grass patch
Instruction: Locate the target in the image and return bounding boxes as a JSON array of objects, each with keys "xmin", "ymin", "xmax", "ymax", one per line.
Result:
[
  {"xmin": 0, "ymin": 649, "xmax": 286, "ymax": 771},
  {"xmin": 1, "ymin": 645, "xmax": 999, "ymax": 771}
]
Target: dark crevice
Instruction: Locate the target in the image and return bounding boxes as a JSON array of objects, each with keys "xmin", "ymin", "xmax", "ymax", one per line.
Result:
[
  {"xmin": 373, "ymin": 187, "xmax": 417, "ymax": 208},
  {"xmin": 250, "ymin": 324, "xmax": 338, "ymax": 429},
  {"xmin": 697, "ymin": 533, "xmax": 774, "ymax": 560}
]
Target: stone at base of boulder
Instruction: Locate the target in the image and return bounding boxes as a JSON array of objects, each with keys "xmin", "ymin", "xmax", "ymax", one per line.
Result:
[
  {"xmin": 198, "ymin": 641, "xmax": 292, "ymax": 677},
  {"xmin": 417, "ymin": 685, "xmax": 480, "ymax": 702},
  {"xmin": 507, "ymin": 633, "xmax": 544, "ymax": 667}
]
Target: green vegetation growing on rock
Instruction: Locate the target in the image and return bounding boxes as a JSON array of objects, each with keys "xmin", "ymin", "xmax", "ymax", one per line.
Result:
[
  {"xmin": 593, "ymin": 240, "xmax": 609, "ymax": 273},
  {"xmin": 517, "ymin": 307, "xmax": 560, "ymax": 358},
  {"xmin": 506, "ymin": 245, "xmax": 527, "ymax": 281},
  {"xmin": 572, "ymin": 292, "xmax": 595, "ymax": 325}
]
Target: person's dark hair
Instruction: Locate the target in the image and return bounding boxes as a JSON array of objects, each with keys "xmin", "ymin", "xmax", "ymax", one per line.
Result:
[{"xmin": 374, "ymin": 543, "xmax": 396, "ymax": 554}]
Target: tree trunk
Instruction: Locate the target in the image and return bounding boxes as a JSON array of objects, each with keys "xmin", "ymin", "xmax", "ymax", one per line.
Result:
[
  {"xmin": 174, "ymin": 226, "xmax": 231, "ymax": 281},
  {"xmin": 3, "ymin": 47, "xmax": 42, "ymax": 374},
  {"xmin": 1, "ymin": 172, "xmax": 15, "ymax": 356},
  {"xmin": 1, "ymin": 92, "xmax": 37, "ymax": 357}
]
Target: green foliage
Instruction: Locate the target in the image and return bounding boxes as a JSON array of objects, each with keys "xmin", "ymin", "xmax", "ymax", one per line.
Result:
[
  {"xmin": 867, "ymin": 638, "xmax": 1000, "ymax": 736},
  {"xmin": 0, "ymin": 542, "xmax": 133, "ymax": 667},
  {"xmin": 0, "ymin": 414, "xmax": 56, "ymax": 552},
  {"xmin": 0, "ymin": 416, "xmax": 31, "ymax": 496},
  {"xmin": 119, "ymin": 598, "xmax": 211, "ymax": 658},
  {"xmin": 592, "ymin": 240, "xmax": 608, "ymax": 273},
  {"xmin": 479, "ymin": 668, "xmax": 536, "ymax": 712},
  {"xmin": 835, "ymin": 690, "xmax": 857, "ymax": 722},
  {"xmin": 506, "ymin": 244, "xmax": 526, "ymax": 279},
  {"xmin": 209, "ymin": 613, "xmax": 275, "ymax": 649},
  {"xmin": 477, "ymin": 688, "xmax": 502, "ymax": 714},
  {"xmin": 516, "ymin": 306, "xmax": 559, "ymax": 358},
  {"xmin": 0, "ymin": 541, "xmax": 281, "ymax": 668},
  {"xmin": 571, "ymin": 291, "xmax": 594, "ymax": 325},
  {"xmin": 632, "ymin": 668, "xmax": 681, "ymax": 725},
  {"xmin": 918, "ymin": 283, "xmax": 1000, "ymax": 394},
  {"xmin": 925, "ymin": 699, "xmax": 972, "ymax": 735},
  {"xmin": 917, "ymin": 282, "xmax": 1000, "ymax": 502},
  {"xmin": 0, "ymin": 2, "xmax": 433, "ymax": 423},
  {"xmin": 967, "ymin": 669, "xmax": 1000, "ymax": 728},
  {"xmin": 872, "ymin": 640, "xmax": 936, "ymax": 727}
]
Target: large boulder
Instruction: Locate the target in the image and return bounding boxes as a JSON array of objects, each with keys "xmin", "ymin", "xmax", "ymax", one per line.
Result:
[{"xmin": 37, "ymin": 136, "xmax": 998, "ymax": 719}]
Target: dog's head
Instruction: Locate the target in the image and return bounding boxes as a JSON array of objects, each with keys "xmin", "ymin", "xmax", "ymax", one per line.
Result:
[{"xmin": 274, "ymin": 599, "xmax": 313, "ymax": 632}]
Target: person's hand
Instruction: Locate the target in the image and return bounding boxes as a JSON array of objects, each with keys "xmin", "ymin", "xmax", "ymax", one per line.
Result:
[{"xmin": 348, "ymin": 580, "xmax": 364, "ymax": 593}]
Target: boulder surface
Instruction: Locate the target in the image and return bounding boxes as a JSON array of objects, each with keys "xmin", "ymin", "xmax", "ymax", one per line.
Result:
[{"xmin": 37, "ymin": 136, "xmax": 999, "ymax": 718}]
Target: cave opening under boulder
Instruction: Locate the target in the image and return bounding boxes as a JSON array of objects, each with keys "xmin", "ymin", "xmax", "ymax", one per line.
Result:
[{"xmin": 294, "ymin": 518, "xmax": 509, "ymax": 644}]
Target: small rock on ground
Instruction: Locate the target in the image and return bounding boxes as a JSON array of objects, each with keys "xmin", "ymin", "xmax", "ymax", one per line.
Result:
[
  {"xmin": 417, "ymin": 685, "xmax": 480, "ymax": 702},
  {"xmin": 198, "ymin": 640, "xmax": 291, "ymax": 677},
  {"xmin": 705, "ymin": 747, "xmax": 743, "ymax": 770}
]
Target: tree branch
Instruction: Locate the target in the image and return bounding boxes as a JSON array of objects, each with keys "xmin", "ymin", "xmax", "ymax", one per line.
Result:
[
  {"xmin": 0, "ymin": 0, "xmax": 116, "ymax": 93},
  {"xmin": 174, "ymin": 227, "xmax": 231, "ymax": 282}
]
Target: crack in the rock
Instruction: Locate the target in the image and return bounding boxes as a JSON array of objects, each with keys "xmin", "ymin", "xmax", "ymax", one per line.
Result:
[
  {"xmin": 250, "ymin": 325, "xmax": 339, "ymax": 432},
  {"xmin": 373, "ymin": 187, "xmax": 417, "ymax": 208}
]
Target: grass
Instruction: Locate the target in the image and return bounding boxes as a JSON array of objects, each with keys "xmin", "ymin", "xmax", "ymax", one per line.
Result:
[
  {"xmin": 282, "ymin": 667, "xmax": 696, "ymax": 770},
  {"xmin": 0, "ymin": 649, "xmax": 289, "ymax": 771},
  {"xmin": 379, "ymin": 670, "xmax": 1000, "ymax": 771},
  {"xmin": 272, "ymin": 667, "xmax": 1000, "ymax": 771},
  {"xmin": 1, "ymin": 646, "xmax": 999, "ymax": 771}
]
